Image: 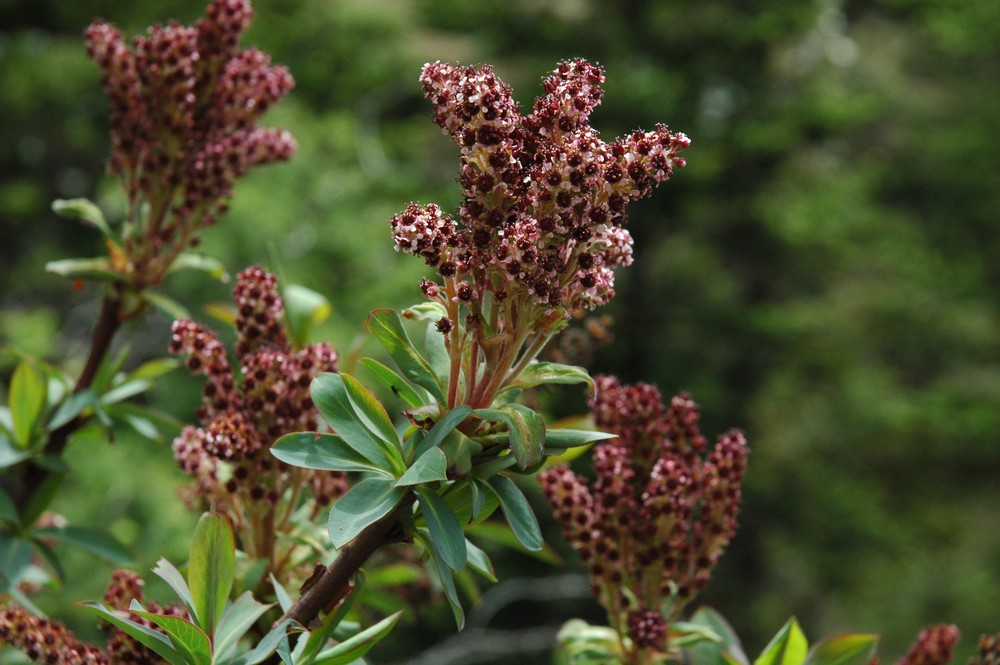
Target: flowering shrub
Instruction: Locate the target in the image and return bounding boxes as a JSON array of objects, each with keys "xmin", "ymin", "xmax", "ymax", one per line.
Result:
[{"xmin": 0, "ymin": 0, "xmax": 997, "ymax": 663}]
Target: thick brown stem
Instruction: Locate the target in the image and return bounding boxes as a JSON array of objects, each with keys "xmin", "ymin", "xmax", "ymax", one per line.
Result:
[
  {"xmin": 12, "ymin": 294, "xmax": 123, "ymax": 513},
  {"xmin": 281, "ymin": 510, "xmax": 400, "ymax": 628}
]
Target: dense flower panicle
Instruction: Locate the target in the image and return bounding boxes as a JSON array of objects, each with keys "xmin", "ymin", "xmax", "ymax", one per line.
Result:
[
  {"xmin": 85, "ymin": 0, "xmax": 296, "ymax": 287},
  {"xmin": 895, "ymin": 625, "xmax": 961, "ymax": 665},
  {"xmin": 540, "ymin": 376, "xmax": 747, "ymax": 641},
  {"xmin": 399, "ymin": 59, "xmax": 689, "ymax": 314},
  {"xmin": 0, "ymin": 606, "xmax": 108, "ymax": 664},
  {"xmin": 169, "ymin": 266, "xmax": 346, "ymax": 571}
]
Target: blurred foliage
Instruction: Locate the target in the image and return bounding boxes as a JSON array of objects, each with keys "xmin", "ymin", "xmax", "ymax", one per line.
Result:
[{"xmin": 1, "ymin": 0, "xmax": 998, "ymax": 662}]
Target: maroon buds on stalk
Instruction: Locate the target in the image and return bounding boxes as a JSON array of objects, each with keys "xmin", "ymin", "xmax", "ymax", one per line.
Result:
[
  {"xmin": 169, "ymin": 266, "xmax": 345, "ymax": 574},
  {"xmin": 894, "ymin": 625, "xmax": 961, "ymax": 665},
  {"xmin": 85, "ymin": 0, "xmax": 296, "ymax": 289},
  {"xmin": 390, "ymin": 60, "xmax": 688, "ymax": 410},
  {"xmin": 540, "ymin": 376, "xmax": 747, "ymax": 650},
  {"xmin": 395, "ymin": 59, "xmax": 688, "ymax": 313},
  {"xmin": 0, "ymin": 606, "xmax": 108, "ymax": 664}
]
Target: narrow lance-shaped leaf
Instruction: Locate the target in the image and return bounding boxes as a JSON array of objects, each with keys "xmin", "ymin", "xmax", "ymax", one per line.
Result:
[
  {"xmin": 415, "ymin": 486, "xmax": 467, "ymax": 570},
  {"xmin": 52, "ymin": 198, "xmax": 113, "ymax": 237},
  {"xmin": 212, "ymin": 591, "xmax": 275, "ymax": 663},
  {"xmin": 367, "ymin": 309, "xmax": 447, "ymax": 405},
  {"xmin": 327, "ymin": 477, "xmax": 405, "ymax": 549},
  {"xmin": 312, "ymin": 611, "xmax": 403, "ymax": 665},
  {"xmin": 341, "ymin": 374, "xmax": 402, "ymax": 457},
  {"xmin": 9, "ymin": 360, "xmax": 47, "ymax": 448},
  {"xmin": 310, "ymin": 373, "xmax": 402, "ymax": 475},
  {"xmin": 132, "ymin": 605, "xmax": 211, "ymax": 665},
  {"xmin": 416, "ymin": 530, "xmax": 464, "ymax": 629},
  {"xmin": 395, "ymin": 447, "xmax": 448, "ymax": 487},
  {"xmin": 272, "ymin": 432, "xmax": 393, "ymax": 476},
  {"xmin": 358, "ymin": 358, "xmax": 425, "ymax": 409},
  {"xmin": 152, "ymin": 557, "xmax": 195, "ymax": 619},
  {"xmin": 78, "ymin": 602, "xmax": 184, "ymax": 665},
  {"xmin": 485, "ymin": 475, "xmax": 543, "ymax": 551},
  {"xmin": 755, "ymin": 618, "xmax": 809, "ymax": 665},
  {"xmin": 504, "ymin": 361, "xmax": 595, "ymax": 391},
  {"xmin": 412, "ymin": 404, "xmax": 472, "ymax": 462},
  {"xmin": 188, "ymin": 512, "xmax": 235, "ymax": 636},
  {"xmin": 804, "ymin": 634, "xmax": 879, "ymax": 665}
]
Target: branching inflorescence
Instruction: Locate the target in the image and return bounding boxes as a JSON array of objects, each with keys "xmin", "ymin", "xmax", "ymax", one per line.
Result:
[
  {"xmin": 389, "ymin": 60, "xmax": 689, "ymax": 410},
  {"xmin": 541, "ymin": 376, "xmax": 748, "ymax": 657},
  {"xmin": 170, "ymin": 266, "xmax": 345, "ymax": 581},
  {"xmin": 85, "ymin": 0, "xmax": 296, "ymax": 292}
]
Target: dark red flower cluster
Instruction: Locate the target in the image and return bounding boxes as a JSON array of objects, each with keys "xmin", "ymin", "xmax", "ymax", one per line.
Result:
[
  {"xmin": 0, "ymin": 606, "xmax": 108, "ymax": 664},
  {"xmin": 894, "ymin": 625, "xmax": 961, "ymax": 665},
  {"xmin": 540, "ymin": 376, "xmax": 747, "ymax": 636},
  {"xmin": 169, "ymin": 266, "xmax": 345, "ymax": 542},
  {"xmin": 391, "ymin": 59, "xmax": 689, "ymax": 313},
  {"xmin": 85, "ymin": 0, "xmax": 296, "ymax": 285}
]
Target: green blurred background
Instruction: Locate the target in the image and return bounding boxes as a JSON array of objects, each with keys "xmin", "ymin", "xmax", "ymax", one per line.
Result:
[{"xmin": 1, "ymin": 0, "xmax": 998, "ymax": 661}]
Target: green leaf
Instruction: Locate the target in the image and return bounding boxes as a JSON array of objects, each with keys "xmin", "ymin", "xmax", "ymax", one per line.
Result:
[
  {"xmin": 0, "ymin": 435, "xmax": 30, "ymax": 469},
  {"xmin": 45, "ymin": 257, "xmax": 124, "ymax": 283},
  {"xmin": 270, "ymin": 574, "xmax": 294, "ymax": 614},
  {"xmin": 358, "ymin": 358, "xmax": 424, "ymax": 408},
  {"xmin": 33, "ymin": 525, "xmax": 131, "ymax": 563},
  {"xmin": 804, "ymin": 634, "xmax": 879, "ymax": 665},
  {"xmin": 441, "ymin": 429, "xmax": 483, "ymax": 476},
  {"xmin": 272, "ymin": 432, "xmax": 393, "ymax": 476},
  {"xmin": 79, "ymin": 602, "xmax": 185, "ymax": 665},
  {"xmin": 441, "ymin": 479, "xmax": 498, "ymax": 526},
  {"xmin": 412, "ymin": 404, "xmax": 472, "ymax": 462},
  {"xmin": 127, "ymin": 358, "xmax": 181, "ymax": 381},
  {"xmin": 423, "ymin": 320, "xmax": 451, "ymax": 384},
  {"xmin": 465, "ymin": 538, "xmax": 497, "ymax": 582},
  {"xmin": 284, "ymin": 284, "xmax": 332, "ymax": 347},
  {"xmin": 474, "ymin": 405, "xmax": 545, "ymax": 470},
  {"xmin": 30, "ymin": 537, "xmax": 66, "ymax": 583},
  {"xmin": 544, "ymin": 429, "xmax": 617, "ymax": 450},
  {"xmin": 395, "ymin": 446, "xmax": 448, "ymax": 486},
  {"xmin": 367, "ymin": 309, "xmax": 447, "ymax": 405},
  {"xmin": 312, "ymin": 612, "xmax": 402, "ymax": 665},
  {"xmin": 167, "ymin": 253, "xmax": 229, "ymax": 281},
  {"xmin": 755, "ymin": 618, "xmax": 809, "ymax": 665},
  {"xmin": 150, "ymin": 562, "xmax": 196, "ymax": 612},
  {"xmin": 188, "ymin": 512, "xmax": 235, "ymax": 637},
  {"xmin": 0, "ymin": 535, "xmax": 34, "ymax": 591},
  {"xmin": 471, "ymin": 454, "xmax": 517, "ymax": 480},
  {"xmin": 688, "ymin": 606, "xmax": 750, "ymax": 665},
  {"xmin": 213, "ymin": 591, "xmax": 275, "ymax": 662},
  {"xmin": 9, "ymin": 360, "xmax": 47, "ymax": 448},
  {"xmin": 416, "ymin": 530, "xmax": 464, "ymax": 629},
  {"xmin": 132, "ymin": 606, "xmax": 212, "ymax": 665},
  {"xmin": 144, "ymin": 290, "xmax": 192, "ymax": 321},
  {"xmin": 505, "ymin": 361, "xmax": 594, "ymax": 392},
  {"xmin": 230, "ymin": 620, "xmax": 296, "ymax": 665},
  {"xmin": 485, "ymin": 475, "xmax": 543, "ymax": 551},
  {"xmin": 415, "ymin": 486, "xmax": 467, "ymax": 570},
  {"xmin": 101, "ymin": 378, "xmax": 153, "ymax": 406},
  {"xmin": 52, "ymin": 198, "xmax": 112, "ymax": 237},
  {"xmin": 402, "ymin": 301, "xmax": 448, "ymax": 322},
  {"xmin": 327, "ymin": 477, "xmax": 405, "ymax": 549},
  {"xmin": 0, "ymin": 489, "xmax": 18, "ymax": 527},
  {"xmin": 46, "ymin": 389, "xmax": 98, "ymax": 430},
  {"xmin": 310, "ymin": 373, "xmax": 403, "ymax": 475},
  {"xmin": 341, "ymin": 374, "xmax": 402, "ymax": 458}
]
